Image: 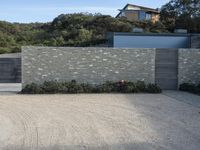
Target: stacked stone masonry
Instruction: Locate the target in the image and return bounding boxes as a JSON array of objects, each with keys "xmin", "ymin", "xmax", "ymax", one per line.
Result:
[
  {"xmin": 178, "ymin": 49, "xmax": 200, "ymax": 85},
  {"xmin": 22, "ymin": 47, "xmax": 156, "ymax": 87}
]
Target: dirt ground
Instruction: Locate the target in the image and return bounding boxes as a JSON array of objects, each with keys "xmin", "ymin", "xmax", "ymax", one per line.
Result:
[{"xmin": 0, "ymin": 93, "xmax": 200, "ymax": 150}]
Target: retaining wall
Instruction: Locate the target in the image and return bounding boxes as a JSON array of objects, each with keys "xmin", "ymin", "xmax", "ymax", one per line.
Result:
[
  {"xmin": 22, "ymin": 47, "xmax": 200, "ymax": 88},
  {"xmin": 178, "ymin": 49, "xmax": 200, "ymax": 85},
  {"xmin": 0, "ymin": 53, "xmax": 21, "ymax": 83},
  {"xmin": 22, "ymin": 47, "xmax": 156, "ymax": 86}
]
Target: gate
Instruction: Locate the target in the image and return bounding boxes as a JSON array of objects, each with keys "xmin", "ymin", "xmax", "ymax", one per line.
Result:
[
  {"xmin": 0, "ymin": 58, "xmax": 21, "ymax": 83},
  {"xmin": 155, "ymin": 49, "xmax": 178, "ymax": 90}
]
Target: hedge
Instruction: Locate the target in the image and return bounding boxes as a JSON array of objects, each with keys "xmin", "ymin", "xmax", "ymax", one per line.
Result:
[{"xmin": 21, "ymin": 80, "xmax": 162, "ymax": 94}]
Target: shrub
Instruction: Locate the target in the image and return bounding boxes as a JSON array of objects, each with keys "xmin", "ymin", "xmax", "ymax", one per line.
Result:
[
  {"xmin": 66, "ymin": 80, "xmax": 84, "ymax": 93},
  {"xmin": 41, "ymin": 81, "xmax": 63, "ymax": 94},
  {"xmin": 179, "ymin": 83, "xmax": 196, "ymax": 92},
  {"xmin": 146, "ymin": 83, "xmax": 162, "ymax": 93},
  {"xmin": 80, "ymin": 83, "xmax": 93, "ymax": 93},
  {"xmin": 21, "ymin": 80, "xmax": 162, "ymax": 94},
  {"xmin": 121, "ymin": 82, "xmax": 137, "ymax": 93},
  {"xmin": 21, "ymin": 83, "xmax": 44, "ymax": 94},
  {"xmin": 135, "ymin": 81, "xmax": 146, "ymax": 92},
  {"xmin": 180, "ymin": 83, "xmax": 200, "ymax": 95}
]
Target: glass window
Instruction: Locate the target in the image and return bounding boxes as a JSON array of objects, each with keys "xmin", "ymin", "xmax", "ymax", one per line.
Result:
[
  {"xmin": 121, "ymin": 12, "xmax": 125, "ymax": 17},
  {"xmin": 146, "ymin": 13, "xmax": 152, "ymax": 20},
  {"xmin": 139, "ymin": 11, "xmax": 146, "ymax": 20}
]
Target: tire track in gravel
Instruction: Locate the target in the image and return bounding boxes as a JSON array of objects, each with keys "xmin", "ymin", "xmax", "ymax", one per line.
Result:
[
  {"xmin": 0, "ymin": 94, "xmax": 199, "ymax": 150},
  {"xmin": 45, "ymin": 98, "xmax": 166, "ymax": 149},
  {"xmin": 0, "ymin": 100, "xmax": 39, "ymax": 149},
  {"xmin": 0, "ymin": 95, "xmax": 166, "ymax": 149}
]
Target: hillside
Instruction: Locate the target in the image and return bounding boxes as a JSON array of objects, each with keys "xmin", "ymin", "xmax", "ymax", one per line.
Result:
[{"xmin": 0, "ymin": 13, "xmax": 167, "ymax": 54}]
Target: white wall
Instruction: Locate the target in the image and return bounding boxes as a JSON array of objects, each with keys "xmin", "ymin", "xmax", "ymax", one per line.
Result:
[{"xmin": 114, "ymin": 35, "xmax": 190, "ymax": 48}]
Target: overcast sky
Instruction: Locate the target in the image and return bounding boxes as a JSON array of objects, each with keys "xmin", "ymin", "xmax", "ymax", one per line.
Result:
[{"xmin": 0, "ymin": 0, "xmax": 170, "ymax": 23}]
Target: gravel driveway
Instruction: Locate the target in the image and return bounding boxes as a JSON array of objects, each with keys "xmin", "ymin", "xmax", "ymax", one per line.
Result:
[{"xmin": 0, "ymin": 93, "xmax": 200, "ymax": 150}]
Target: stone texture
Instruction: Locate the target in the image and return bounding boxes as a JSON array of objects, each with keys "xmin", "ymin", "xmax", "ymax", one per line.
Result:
[
  {"xmin": 191, "ymin": 36, "xmax": 200, "ymax": 48},
  {"xmin": 22, "ymin": 47, "xmax": 156, "ymax": 87},
  {"xmin": 178, "ymin": 49, "xmax": 200, "ymax": 85}
]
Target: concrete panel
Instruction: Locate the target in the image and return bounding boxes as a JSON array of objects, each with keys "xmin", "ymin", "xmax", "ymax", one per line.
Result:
[
  {"xmin": 114, "ymin": 35, "xmax": 190, "ymax": 48},
  {"xmin": 155, "ymin": 49, "xmax": 178, "ymax": 90},
  {"xmin": 0, "ymin": 58, "xmax": 21, "ymax": 83}
]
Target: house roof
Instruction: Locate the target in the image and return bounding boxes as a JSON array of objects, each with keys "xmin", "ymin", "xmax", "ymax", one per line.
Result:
[{"xmin": 116, "ymin": 3, "xmax": 160, "ymax": 18}]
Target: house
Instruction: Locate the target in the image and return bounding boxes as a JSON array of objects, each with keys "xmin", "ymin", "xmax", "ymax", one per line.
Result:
[
  {"xmin": 107, "ymin": 32, "xmax": 200, "ymax": 48},
  {"xmin": 116, "ymin": 4, "xmax": 160, "ymax": 23}
]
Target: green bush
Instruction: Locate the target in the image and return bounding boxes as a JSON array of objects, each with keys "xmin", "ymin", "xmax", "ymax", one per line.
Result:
[
  {"xmin": 146, "ymin": 83, "xmax": 162, "ymax": 93},
  {"xmin": 135, "ymin": 81, "xmax": 146, "ymax": 92},
  {"xmin": 66, "ymin": 80, "xmax": 84, "ymax": 93},
  {"xmin": 21, "ymin": 83, "xmax": 44, "ymax": 94},
  {"xmin": 41, "ymin": 81, "xmax": 63, "ymax": 94},
  {"xmin": 21, "ymin": 80, "xmax": 162, "ymax": 94},
  {"xmin": 120, "ymin": 82, "xmax": 137, "ymax": 93},
  {"xmin": 180, "ymin": 83, "xmax": 200, "ymax": 95}
]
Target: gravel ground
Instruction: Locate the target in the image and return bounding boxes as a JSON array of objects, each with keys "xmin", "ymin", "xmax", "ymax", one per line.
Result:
[{"xmin": 0, "ymin": 93, "xmax": 200, "ymax": 150}]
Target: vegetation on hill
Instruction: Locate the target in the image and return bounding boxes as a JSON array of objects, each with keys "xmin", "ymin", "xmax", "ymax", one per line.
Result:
[
  {"xmin": 0, "ymin": 0, "xmax": 199, "ymax": 54},
  {"xmin": 0, "ymin": 14, "xmax": 167, "ymax": 54},
  {"xmin": 160, "ymin": 0, "xmax": 200, "ymax": 33}
]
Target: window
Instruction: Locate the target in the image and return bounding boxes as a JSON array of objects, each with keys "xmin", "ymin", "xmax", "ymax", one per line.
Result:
[
  {"xmin": 121, "ymin": 12, "xmax": 125, "ymax": 17},
  {"xmin": 139, "ymin": 11, "xmax": 146, "ymax": 20},
  {"xmin": 146, "ymin": 13, "xmax": 152, "ymax": 20}
]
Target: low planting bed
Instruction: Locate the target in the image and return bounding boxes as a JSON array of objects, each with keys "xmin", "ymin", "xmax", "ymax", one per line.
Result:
[
  {"xmin": 180, "ymin": 83, "xmax": 200, "ymax": 95},
  {"xmin": 21, "ymin": 80, "xmax": 162, "ymax": 94}
]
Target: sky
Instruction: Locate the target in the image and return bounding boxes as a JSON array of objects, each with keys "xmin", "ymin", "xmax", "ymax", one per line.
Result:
[{"xmin": 0, "ymin": 0, "xmax": 170, "ymax": 23}]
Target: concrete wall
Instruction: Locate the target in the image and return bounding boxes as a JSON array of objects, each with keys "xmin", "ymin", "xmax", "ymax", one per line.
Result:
[
  {"xmin": 178, "ymin": 49, "xmax": 200, "ymax": 85},
  {"xmin": 114, "ymin": 35, "xmax": 190, "ymax": 48},
  {"xmin": 22, "ymin": 47, "xmax": 156, "ymax": 86},
  {"xmin": 0, "ymin": 53, "xmax": 21, "ymax": 83},
  {"xmin": 191, "ymin": 36, "xmax": 200, "ymax": 48}
]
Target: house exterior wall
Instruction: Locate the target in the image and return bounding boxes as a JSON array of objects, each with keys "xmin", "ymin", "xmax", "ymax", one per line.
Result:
[
  {"xmin": 113, "ymin": 35, "xmax": 190, "ymax": 48},
  {"xmin": 151, "ymin": 14, "xmax": 159, "ymax": 22},
  {"xmin": 117, "ymin": 4, "xmax": 160, "ymax": 22},
  {"xmin": 22, "ymin": 47, "xmax": 156, "ymax": 87},
  {"xmin": 125, "ymin": 11, "xmax": 139, "ymax": 21},
  {"xmin": 120, "ymin": 11, "xmax": 159, "ymax": 22},
  {"xmin": 178, "ymin": 49, "xmax": 200, "ymax": 85},
  {"xmin": 22, "ymin": 47, "xmax": 200, "ymax": 89}
]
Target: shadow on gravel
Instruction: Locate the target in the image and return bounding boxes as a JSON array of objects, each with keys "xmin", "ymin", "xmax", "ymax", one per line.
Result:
[{"xmin": 124, "ymin": 93, "xmax": 200, "ymax": 150}]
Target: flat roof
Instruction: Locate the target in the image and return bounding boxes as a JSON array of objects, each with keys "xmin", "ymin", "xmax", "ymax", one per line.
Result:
[{"xmin": 109, "ymin": 32, "xmax": 200, "ymax": 37}]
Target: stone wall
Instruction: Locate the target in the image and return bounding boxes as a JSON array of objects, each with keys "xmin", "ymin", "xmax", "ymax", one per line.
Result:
[
  {"xmin": 22, "ymin": 47, "xmax": 156, "ymax": 87},
  {"xmin": 178, "ymin": 49, "xmax": 200, "ymax": 85},
  {"xmin": 191, "ymin": 36, "xmax": 200, "ymax": 48}
]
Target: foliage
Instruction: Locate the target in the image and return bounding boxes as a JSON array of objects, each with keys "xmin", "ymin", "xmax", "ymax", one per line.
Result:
[
  {"xmin": 21, "ymin": 83, "xmax": 44, "ymax": 94},
  {"xmin": 3, "ymin": 0, "xmax": 199, "ymax": 55},
  {"xmin": 21, "ymin": 80, "xmax": 162, "ymax": 94},
  {"xmin": 160, "ymin": 0, "xmax": 200, "ymax": 32},
  {"xmin": 0, "ymin": 13, "xmax": 170, "ymax": 54},
  {"xmin": 179, "ymin": 83, "xmax": 200, "ymax": 95}
]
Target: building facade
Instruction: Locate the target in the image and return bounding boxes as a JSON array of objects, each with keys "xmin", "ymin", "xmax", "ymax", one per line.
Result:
[
  {"xmin": 116, "ymin": 4, "xmax": 160, "ymax": 23},
  {"xmin": 107, "ymin": 32, "xmax": 200, "ymax": 49}
]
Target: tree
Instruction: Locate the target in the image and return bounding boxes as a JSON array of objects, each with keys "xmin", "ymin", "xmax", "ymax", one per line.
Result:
[
  {"xmin": 77, "ymin": 29, "xmax": 93, "ymax": 42},
  {"xmin": 160, "ymin": 0, "xmax": 200, "ymax": 32}
]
